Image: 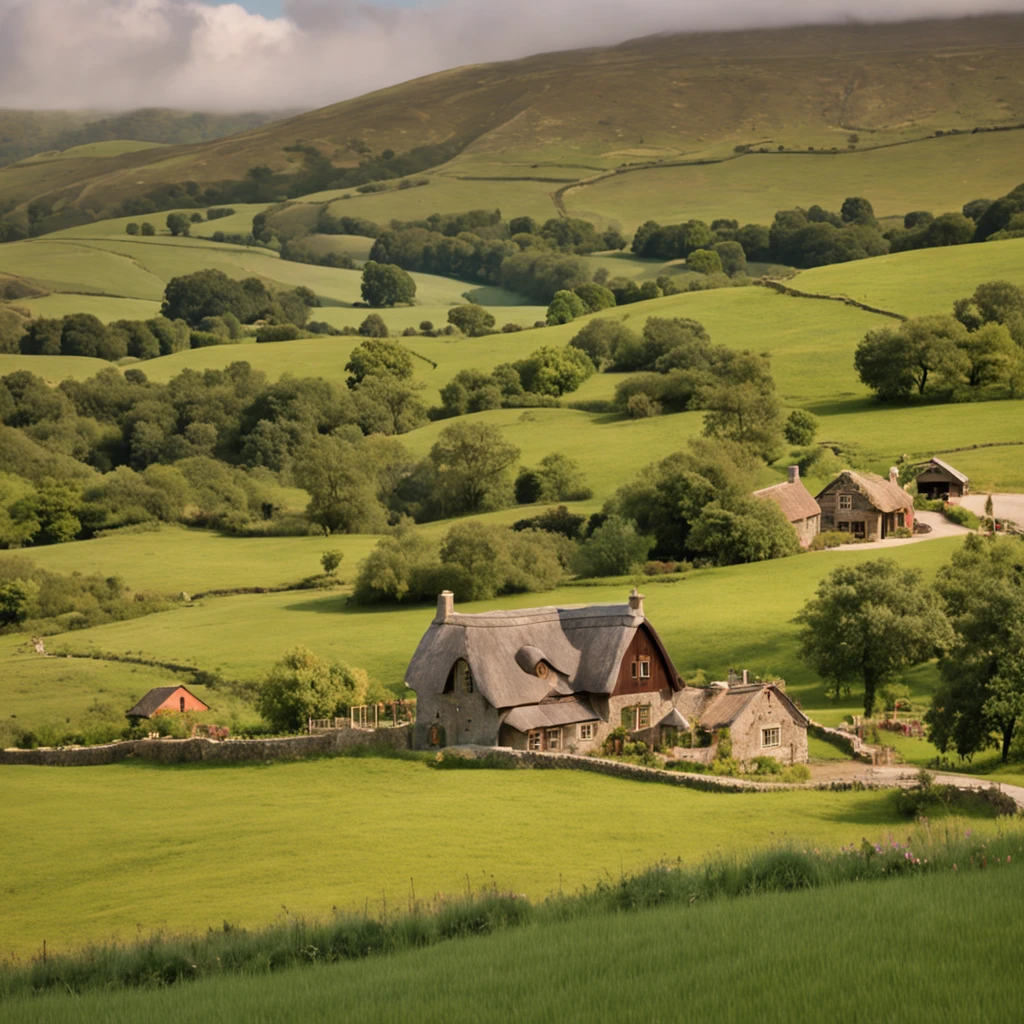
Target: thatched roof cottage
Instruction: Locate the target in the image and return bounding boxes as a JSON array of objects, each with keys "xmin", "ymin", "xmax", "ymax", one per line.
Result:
[
  {"xmin": 405, "ymin": 591, "xmax": 808, "ymax": 763},
  {"xmin": 754, "ymin": 466, "xmax": 822, "ymax": 547},
  {"xmin": 816, "ymin": 468, "xmax": 914, "ymax": 541}
]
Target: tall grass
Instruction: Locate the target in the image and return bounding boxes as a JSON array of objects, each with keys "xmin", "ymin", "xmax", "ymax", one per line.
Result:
[{"xmin": 3, "ymin": 818, "xmax": 1018, "ymax": 1001}]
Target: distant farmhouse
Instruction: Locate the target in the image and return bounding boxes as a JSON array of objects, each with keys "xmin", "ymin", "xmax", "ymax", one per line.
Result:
[
  {"xmin": 754, "ymin": 466, "xmax": 821, "ymax": 547},
  {"xmin": 816, "ymin": 468, "xmax": 914, "ymax": 541},
  {"xmin": 126, "ymin": 685, "xmax": 209, "ymax": 721},
  {"xmin": 914, "ymin": 457, "xmax": 969, "ymax": 501},
  {"xmin": 405, "ymin": 591, "xmax": 808, "ymax": 764}
]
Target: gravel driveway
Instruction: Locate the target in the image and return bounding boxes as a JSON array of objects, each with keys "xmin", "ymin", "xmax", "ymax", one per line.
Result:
[
  {"xmin": 960, "ymin": 493, "xmax": 1024, "ymax": 524},
  {"xmin": 825, "ymin": 510, "xmax": 971, "ymax": 552}
]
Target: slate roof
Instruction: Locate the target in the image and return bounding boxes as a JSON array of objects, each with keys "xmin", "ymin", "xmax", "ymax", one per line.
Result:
[
  {"xmin": 125, "ymin": 685, "xmax": 209, "ymax": 719},
  {"xmin": 919, "ymin": 458, "xmax": 969, "ymax": 484},
  {"xmin": 503, "ymin": 697, "xmax": 599, "ymax": 732},
  {"xmin": 405, "ymin": 599, "xmax": 681, "ymax": 710},
  {"xmin": 753, "ymin": 479, "xmax": 821, "ymax": 523},
  {"xmin": 818, "ymin": 470, "xmax": 914, "ymax": 513}
]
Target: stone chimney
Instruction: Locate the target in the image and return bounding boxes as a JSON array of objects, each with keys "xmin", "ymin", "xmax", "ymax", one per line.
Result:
[
  {"xmin": 889, "ymin": 466, "xmax": 900, "ymax": 486},
  {"xmin": 788, "ymin": 465, "xmax": 800, "ymax": 485},
  {"xmin": 436, "ymin": 590, "xmax": 454, "ymax": 623},
  {"xmin": 628, "ymin": 588, "xmax": 645, "ymax": 616}
]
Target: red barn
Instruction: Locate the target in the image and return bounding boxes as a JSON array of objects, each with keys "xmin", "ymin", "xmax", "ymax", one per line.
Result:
[{"xmin": 125, "ymin": 685, "xmax": 210, "ymax": 720}]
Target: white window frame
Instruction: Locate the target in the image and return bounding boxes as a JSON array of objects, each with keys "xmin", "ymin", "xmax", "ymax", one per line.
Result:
[
  {"xmin": 638, "ymin": 658, "xmax": 651, "ymax": 680},
  {"xmin": 527, "ymin": 730, "xmax": 542, "ymax": 751},
  {"xmin": 838, "ymin": 493, "xmax": 853, "ymax": 511},
  {"xmin": 577, "ymin": 722, "xmax": 595, "ymax": 741},
  {"xmin": 546, "ymin": 728, "xmax": 561, "ymax": 750},
  {"xmin": 761, "ymin": 726, "xmax": 781, "ymax": 748}
]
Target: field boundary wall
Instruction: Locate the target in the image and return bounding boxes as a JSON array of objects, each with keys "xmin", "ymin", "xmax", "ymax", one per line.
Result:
[
  {"xmin": 754, "ymin": 278, "xmax": 906, "ymax": 320},
  {"xmin": 0, "ymin": 726, "xmax": 412, "ymax": 766}
]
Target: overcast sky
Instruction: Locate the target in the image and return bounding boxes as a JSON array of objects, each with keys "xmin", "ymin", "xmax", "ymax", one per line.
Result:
[{"xmin": 1, "ymin": 0, "xmax": 1022, "ymax": 112}]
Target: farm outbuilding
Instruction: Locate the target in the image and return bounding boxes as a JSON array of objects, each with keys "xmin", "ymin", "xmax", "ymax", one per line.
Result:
[
  {"xmin": 914, "ymin": 458, "xmax": 969, "ymax": 500},
  {"xmin": 125, "ymin": 685, "xmax": 210, "ymax": 720},
  {"xmin": 816, "ymin": 468, "xmax": 914, "ymax": 541},
  {"xmin": 753, "ymin": 466, "xmax": 821, "ymax": 547},
  {"xmin": 405, "ymin": 590, "xmax": 808, "ymax": 763}
]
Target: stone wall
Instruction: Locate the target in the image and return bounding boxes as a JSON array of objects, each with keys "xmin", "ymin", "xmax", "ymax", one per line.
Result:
[{"xmin": 0, "ymin": 726, "xmax": 412, "ymax": 767}]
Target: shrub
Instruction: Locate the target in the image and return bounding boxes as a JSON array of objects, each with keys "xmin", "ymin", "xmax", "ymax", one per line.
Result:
[
  {"xmin": 943, "ymin": 503, "xmax": 980, "ymax": 529},
  {"xmin": 808, "ymin": 530, "xmax": 862, "ymax": 550},
  {"xmin": 626, "ymin": 393, "xmax": 661, "ymax": 418},
  {"xmin": 256, "ymin": 324, "xmax": 302, "ymax": 343}
]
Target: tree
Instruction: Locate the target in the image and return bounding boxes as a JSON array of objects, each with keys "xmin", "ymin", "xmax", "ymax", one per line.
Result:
[
  {"xmin": 712, "ymin": 240, "xmax": 747, "ymax": 276},
  {"xmin": 140, "ymin": 222, "xmax": 156, "ymax": 236},
  {"xmin": 783, "ymin": 409, "xmax": 818, "ymax": 446},
  {"xmin": 688, "ymin": 498, "xmax": 799, "ymax": 565},
  {"xmin": 428, "ymin": 421, "xmax": 521, "ymax": 516},
  {"xmin": 568, "ymin": 318, "xmax": 638, "ymax": 370},
  {"xmin": 701, "ymin": 375, "xmax": 785, "ymax": 462},
  {"xmin": 256, "ymin": 645, "xmax": 371, "ymax": 732},
  {"xmin": 0, "ymin": 309, "xmax": 25, "ymax": 355},
  {"xmin": 0, "ymin": 579, "xmax": 32, "ymax": 627},
  {"xmin": 345, "ymin": 338, "xmax": 413, "ymax": 386},
  {"xmin": 358, "ymin": 313, "xmax": 389, "ymax": 338},
  {"xmin": 546, "ymin": 289, "xmax": 587, "ymax": 325},
  {"xmin": 796, "ymin": 559, "xmax": 953, "ymax": 717},
  {"xmin": 125, "ymin": 222, "xmax": 140, "ymax": 236},
  {"xmin": 293, "ymin": 436, "xmax": 388, "ymax": 534},
  {"xmin": 361, "ymin": 261, "xmax": 416, "ymax": 307},
  {"xmin": 573, "ymin": 283, "xmax": 616, "ymax": 313},
  {"xmin": 855, "ymin": 316, "xmax": 966, "ymax": 399},
  {"xmin": 533, "ymin": 452, "xmax": 592, "ymax": 502},
  {"xmin": 687, "ymin": 249, "xmax": 723, "ymax": 275},
  {"xmin": 928, "ymin": 536, "xmax": 1024, "ymax": 761},
  {"xmin": 10, "ymin": 478, "xmax": 82, "ymax": 544},
  {"xmin": 166, "ymin": 212, "xmax": 191, "ymax": 237},
  {"xmin": 161, "ymin": 270, "xmax": 272, "ymax": 326},
  {"xmin": 320, "ymin": 550, "xmax": 343, "ymax": 575},
  {"xmin": 574, "ymin": 515, "xmax": 653, "ymax": 577},
  {"xmin": 446, "ymin": 304, "xmax": 496, "ymax": 337},
  {"xmin": 840, "ymin": 196, "xmax": 878, "ymax": 228},
  {"xmin": 513, "ymin": 345, "xmax": 594, "ymax": 396},
  {"xmin": 956, "ymin": 322, "xmax": 1016, "ymax": 388},
  {"xmin": 924, "ymin": 212, "xmax": 975, "ymax": 247},
  {"xmin": 61, "ymin": 313, "xmax": 110, "ymax": 359}
]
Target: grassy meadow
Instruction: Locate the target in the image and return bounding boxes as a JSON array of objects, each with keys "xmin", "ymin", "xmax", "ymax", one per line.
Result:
[
  {"xmin": 0, "ymin": 755, "xmax": 962, "ymax": 959},
  {"xmin": 7, "ymin": 861, "xmax": 1018, "ymax": 1024}
]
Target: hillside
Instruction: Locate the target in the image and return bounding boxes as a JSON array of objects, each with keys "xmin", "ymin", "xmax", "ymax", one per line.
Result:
[{"xmin": 2, "ymin": 15, "xmax": 1023, "ymax": 226}]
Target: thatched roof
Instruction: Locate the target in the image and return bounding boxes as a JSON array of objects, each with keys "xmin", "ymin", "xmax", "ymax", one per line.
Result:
[
  {"xmin": 125, "ymin": 685, "xmax": 208, "ymax": 719},
  {"xmin": 817, "ymin": 470, "xmax": 913, "ymax": 513},
  {"xmin": 919, "ymin": 457, "xmax": 969, "ymax": 484},
  {"xmin": 504, "ymin": 697, "xmax": 599, "ymax": 732},
  {"xmin": 675, "ymin": 684, "xmax": 808, "ymax": 730},
  {"xmin": 405, "ymin": 597, "xmax": 680, "ymax": 710},
  {"xmin": 753, "ymin": 479, "xmax": 821, "ymax": 523}
]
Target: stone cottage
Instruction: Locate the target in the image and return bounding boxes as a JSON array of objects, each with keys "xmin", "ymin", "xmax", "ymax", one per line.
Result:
[
  {"xmin": 405, "ymin": 591, "xmax": 808, "ymax": 764},
  {"xmin": 816, "ymin": 468, "xmax": 914, "ymax": 541},
  {"xmin": 753, "ymin": 466, "xmax": 821, "ymax": 547}
]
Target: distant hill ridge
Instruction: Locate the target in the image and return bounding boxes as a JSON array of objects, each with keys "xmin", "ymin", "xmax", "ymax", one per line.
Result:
[{"xmin": 1, "ymin": 14, "xmax": 1023, "ymax": 233}]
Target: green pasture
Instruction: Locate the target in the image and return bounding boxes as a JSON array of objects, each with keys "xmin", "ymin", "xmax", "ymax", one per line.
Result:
[
  {"xmin": 18, "ymin": 526, "xmax": 374, "ymax": 594},
  {"xmin": 10, "ymin": 862, "xmax": 1018, "ymax": 1024},
  {"xmin": 0, "ymin": 757, "xmax": 932, "ymax": 959},
  {"xmin": 309, "ymin": 174, "xmax": 561, "ymax": 224},
  {"xmin": 17, "ymin": 294, "xmax": 160, "ymax": 323},
  {"xmin": 47, "ymin": 538, "xmax": 964, "ymax": 709},
  {"xmin": 562, "ymin": 131, "xmax": 1024, "ymax": 232},
  {"xmin": 0, "ymin": 637, "xmax": 255, "ymax": 740},
  {"xmin": 0, "ymin": 352, "xmax": 109, "ymax": 382},
  {"xmin": 794, "ymin": 235, "xmax": 1024, "ymax": 317}
]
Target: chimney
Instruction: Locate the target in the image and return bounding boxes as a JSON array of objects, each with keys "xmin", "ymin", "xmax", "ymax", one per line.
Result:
[
  {"xmin": 628, "ymin": 588, "xmax": 645, "ymax": 616},
  {"xmin": 436, "ymin": 591, "xmax": 454, "ymax": 623},
  {"xmin": 788, "ymin": 465, "xmax": 799, "ymax": 485},
  {"xmin": 889, "ymin": 466, "xmax": 900, "ymax": 486}
]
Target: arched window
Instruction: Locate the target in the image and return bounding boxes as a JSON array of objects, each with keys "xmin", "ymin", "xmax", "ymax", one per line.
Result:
[{"xmin": 456, "ymin": 660, "xmax": 474, "ymax": 694}]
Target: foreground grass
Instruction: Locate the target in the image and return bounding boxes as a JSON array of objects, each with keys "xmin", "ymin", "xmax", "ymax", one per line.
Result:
[
  {"xmin": 5, "ymin": 829, "xmax": 1022, "ymax": 1023},
  {"xmin": 0, "ymin": 756, "xmax": 936, "ymax": 959}
]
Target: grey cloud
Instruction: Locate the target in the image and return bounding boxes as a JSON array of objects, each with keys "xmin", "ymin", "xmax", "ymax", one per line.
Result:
[{"xmin": 1, "ymin": 0, "xmax": 1023, "ymax": 110}]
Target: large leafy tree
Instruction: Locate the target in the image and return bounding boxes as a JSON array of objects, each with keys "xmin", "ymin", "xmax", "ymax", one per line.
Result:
[
  {"xmin": 796, "ymin": 559, "xmax": 953, "ymax": 717},
  {"xmin": 928, "ymin": 536, "xmax": 1024, "ymax": 762},
  {"xmin": 428, "ymin": 421, "xmax": 520, "ymax": 517},
  {"xmin": 360, "ymin": 261, "xmax": 417, "ymax": 307}
]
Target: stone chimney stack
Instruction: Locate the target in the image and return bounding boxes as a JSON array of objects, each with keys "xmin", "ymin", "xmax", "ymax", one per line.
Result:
[
  {"xmin": 889, "ymin": 466, "xmax": 900, "ymax": 486},
  {"xmin": 436, "ymin": 590, "xmax": 454, "ymax": 623},
  {"xmin": 788, "ymin": 465, "xmax": 800, "ymax": 485},
  {"xmin": 628, "ymin": 588, "xmax": 645, "ymax": 616}
]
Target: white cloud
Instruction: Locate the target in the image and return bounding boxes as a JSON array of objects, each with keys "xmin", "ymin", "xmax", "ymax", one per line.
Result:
[{"xmin": 0, "ymin": 0, "xmax": 1022, "ymax": 111}]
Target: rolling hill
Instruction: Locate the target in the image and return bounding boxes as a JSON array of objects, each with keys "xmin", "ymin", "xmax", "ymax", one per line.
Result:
[{"xmin": 2, "ymin": 14, "xmax": 1024, "ymax": 229}]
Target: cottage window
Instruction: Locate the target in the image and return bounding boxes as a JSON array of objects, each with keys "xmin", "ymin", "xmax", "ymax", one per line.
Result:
[
  {"xmin": 456, "ymin": 660, "xmax": 474, "ymax": 694},
  {"xmin": 662, "ymin": 726, "xmax": 679, "ymax": 747},
  {"xmin": 762, "ymin": 727, "xmax": 781, "ymax": 748},
  {"xmin": 838, "ymin": 522, "xmax": 850, "ymax": 532},
  {"xmin": 851, "ymin": 521, "xmax": 866, "ymax": 537},
  {"xmin": 578, "ymin": 722, "xmax": 594, "ymax": 741},
  {"xmin": 897, "ymin": 513, "xmax": 906, "ymax": 528},
  {"xmin": 546, "ymin": 728, "xmax": 561, "ymax": 750},
  {"xmin": 527, "ymin": 730, "xmax": 542, "ymax": 751},
  {"xmin": 630, "ymin": 660, "xmax": 638, "ymax": 679},
  {"xmin": 838, "ymin": 494, "xmax": 853, "ymax": 511},
  {"xmin": 637, "ymin": 705, "xmax": 651, "ymax": 729},
  {"xmin": 638, "ymin": 658, "xmax": 651, "ymax": 680},
  {"xmin": 179, "ymin": 696, "xmax": 185, "ymax": 712}
]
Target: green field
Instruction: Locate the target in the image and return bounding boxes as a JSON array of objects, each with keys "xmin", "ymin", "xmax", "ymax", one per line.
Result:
[
  {"xmin": 7, "ymin": 862, "xmax": 1017, "ymax": 1024},
  {"xmin": 0, "ymin": 756, "xmax": 943, "ymax": 959},
  {"xmin": 794, "ymin": 235, "xmax": 1024, "ymax": 317},
  {"xmin": 563, "ymin": 131, "xmax": 1024, "ymax": 231}
]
